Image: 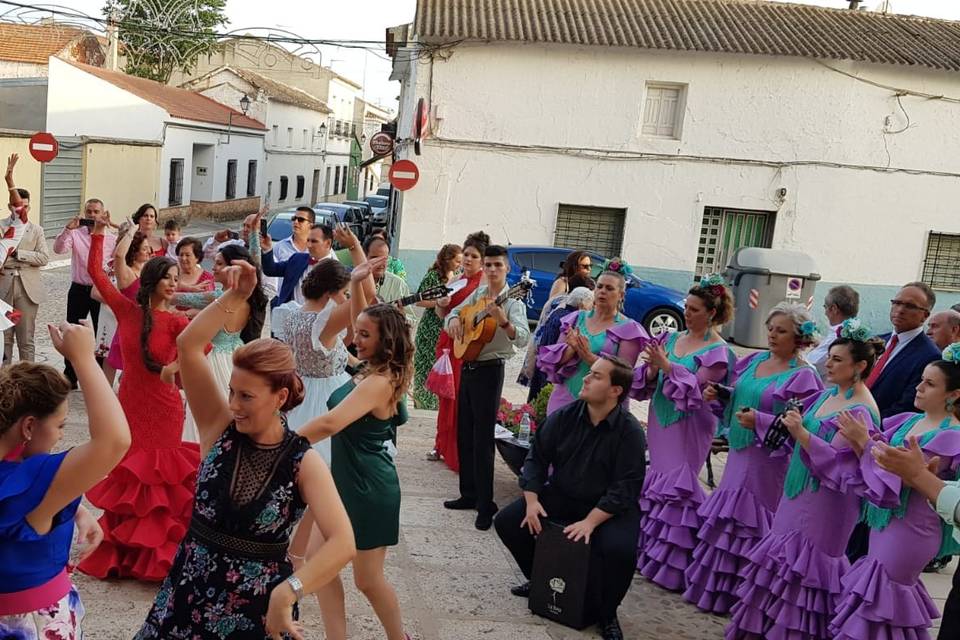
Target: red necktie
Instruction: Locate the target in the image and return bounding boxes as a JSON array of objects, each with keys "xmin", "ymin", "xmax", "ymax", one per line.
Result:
[
  {"xmin": 865, "ymin": 334, "xmax": 898, "ymax": 388},
  {"xmin": 308, "ymin": 257, "xmax": 319, "ymax": 266}
]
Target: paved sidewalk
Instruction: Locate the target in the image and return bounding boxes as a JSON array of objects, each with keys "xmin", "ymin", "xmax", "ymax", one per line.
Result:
[{"xmin": 25, "ymin": 264, "xmax": 958, "ymax": 638}]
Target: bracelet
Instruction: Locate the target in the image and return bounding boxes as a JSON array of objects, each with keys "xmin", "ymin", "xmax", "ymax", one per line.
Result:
[
  {"xmin": 7, "ymin": 186, "xmax": 18, "ymax": 191},
  {"xmin": 286, "ymin": 575, "xmax": 304, "ymax": 602},
  {"xmin": 213, "ymin": 298, "xmax": 236, "ymax": 313}
]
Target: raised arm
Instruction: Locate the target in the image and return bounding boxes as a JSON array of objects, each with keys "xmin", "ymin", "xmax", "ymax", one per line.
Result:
[
  {"xmin": 112, "ymin": 222, "xmax": 139, "ymax": 290},
  {"xmin": 298, "ymin": 375, "xmax": 392, "ymax": 443},
  {"xmin": 87, "ymin": 222, "xmax": 128, "ymax": 312},
  {"xmin": 177, "ymin": 262, "xmax": 259, "ymax": 451},
  {"xmin": 27, "ymin": 322, "xmax": 131, "ymax": 534},
  {"xmin": 266, "ymin": 449, "xmax": 355, "ymax": 637},
  {"xmin": 5, "ymin": 153, "xmax": 22, "ymax": 210}
]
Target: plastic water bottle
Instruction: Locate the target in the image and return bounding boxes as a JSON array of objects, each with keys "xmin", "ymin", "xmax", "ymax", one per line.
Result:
[{"xmin": 518, "ymin": 413, "xmax": 531, "ymax": 444}]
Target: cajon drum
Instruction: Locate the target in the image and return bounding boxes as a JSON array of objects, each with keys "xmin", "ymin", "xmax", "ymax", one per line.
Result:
[{"xmin": 528, "ymin": 520, "xmax": 596, "ymax": 629}]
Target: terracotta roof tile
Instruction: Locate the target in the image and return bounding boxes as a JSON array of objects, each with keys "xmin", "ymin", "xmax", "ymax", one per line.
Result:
[
  {"xmin": 0, "ymin": 21, "xmax": 89, "ymax": 64},
  {"xmin": 228, "ymin": 68, "xmax": 331, "ymax": 113},
  {"xmin": 66, "ymin": 60, "xmax": 266, "ymax": 130},
  {"xmin": 414, "ymin": 0, "xmax": 960, "ymax": 72}
]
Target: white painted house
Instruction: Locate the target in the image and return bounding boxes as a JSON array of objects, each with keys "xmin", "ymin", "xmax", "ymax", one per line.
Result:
[
  {"xmin": 389, "ymin": 0, "xmax": 960, "ymax": 328},
  {"xmin": 47, "ymin": 57, "xmax": 266, "ymax": 220},
  {"xmin": 182, "ymin": 66, "xmax": 332, "ymax": 209}
]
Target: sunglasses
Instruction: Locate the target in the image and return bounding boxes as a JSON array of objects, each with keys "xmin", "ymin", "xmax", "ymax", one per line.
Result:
[
  {"xmin": 578, "ymin": 262, "xmax": 592, "ymax": 269},
  {"xmin": 292, "ymin": 216, "xmax": 311, "ymax": 224}
]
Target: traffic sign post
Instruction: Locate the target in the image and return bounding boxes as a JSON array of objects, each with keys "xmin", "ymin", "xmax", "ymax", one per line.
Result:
[
  {"xmin": 389, "ymin": 160, "xmax": 419, "ymax": 191},
  {"xmin": 369, "ymin": 132, "xmax": 394, "ymax": 156},
  {"xmin": 28, "ymin": 132, "xmax": 59, "ymax": 163}
]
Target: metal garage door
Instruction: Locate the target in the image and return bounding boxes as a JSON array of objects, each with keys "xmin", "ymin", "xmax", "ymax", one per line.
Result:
[
  {"xmin": 41, "ymin": 138, "xmax": 83, "ymax": 236},
  {"xmin": 554, "ymin": 204, "xmax": 625, "ymax": 257}
]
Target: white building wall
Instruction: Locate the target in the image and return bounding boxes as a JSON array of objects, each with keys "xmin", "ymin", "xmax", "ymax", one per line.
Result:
[
  {"xmin": 0, "ymin": 60, "xmax": 47, "ymax": 78},
  {"xmin": 46, "ymin": 57, "xmax": 165, "ymax": 141},
  {"xmin": 395, "ymin": 43, "xmax": 960, "ymax": 323},
  {"xmin": 264, "ymin": 101, "xmax": 327, "ymax": 207},
  {"xmin": 159, "ymin": 124, "xmax": 264, "ymax": 208}
]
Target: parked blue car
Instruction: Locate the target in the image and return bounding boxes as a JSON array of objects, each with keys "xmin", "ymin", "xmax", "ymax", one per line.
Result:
[{"xmin": 505, "ymin": 245, "xmax": 686, "ymax": 336}]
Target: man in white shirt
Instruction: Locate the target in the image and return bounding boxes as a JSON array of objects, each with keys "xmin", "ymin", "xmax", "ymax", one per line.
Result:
[{"xmin": 808, "ymin": 285, "xmax": 859, "ymax": 376}]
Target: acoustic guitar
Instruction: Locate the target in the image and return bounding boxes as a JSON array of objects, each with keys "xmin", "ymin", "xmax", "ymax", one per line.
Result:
[{"xmin": 453, "ymin": 275, "xmax": 535, "ymax": 361}]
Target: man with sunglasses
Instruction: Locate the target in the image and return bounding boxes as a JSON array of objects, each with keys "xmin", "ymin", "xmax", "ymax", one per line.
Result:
[
  {"xmin": 261, "ymin": 222, "xmax": 345, "ymax": 309},
  {"xmin": 847, "ymin": 281, "xmax": 941, "ymax": 563}
]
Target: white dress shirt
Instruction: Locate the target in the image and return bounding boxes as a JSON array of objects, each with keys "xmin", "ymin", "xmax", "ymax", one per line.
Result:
[
  {"xmin": 887, "ymin": 326, "xmax": 925, "ymax": 362},
  {"xmin": 808, "ymin": 323, "xmax": 841, "ymax": 376}
]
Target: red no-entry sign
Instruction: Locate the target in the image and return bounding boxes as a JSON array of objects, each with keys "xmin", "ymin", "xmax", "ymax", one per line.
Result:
[
  {"xmin": 389, "ymin": 160, "xmax": 419, "ymax": 191},
  {"xmin": 29, "ymin": 132, "xmax": 59, "ymax": 163}
]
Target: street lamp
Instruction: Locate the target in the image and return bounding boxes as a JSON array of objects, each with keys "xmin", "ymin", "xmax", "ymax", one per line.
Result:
[
  {"xmin": 319, "ymin": 122, "xmax": 327, "ymax": 137},
  {"xmin": 239, "ymin": 94, "xmax": 251, "ymax": 115}
]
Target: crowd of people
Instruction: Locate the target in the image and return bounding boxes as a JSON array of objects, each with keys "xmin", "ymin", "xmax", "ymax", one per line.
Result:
[{"xmin": 4, "ymin": 147, "xmax": 960, "ymax": 640}]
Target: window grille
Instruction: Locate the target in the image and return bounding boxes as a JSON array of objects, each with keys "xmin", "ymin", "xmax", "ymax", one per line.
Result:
[
  {"xmin": 225, "ymin": 160, "xmax": 237, "ymax": 200},
  {"xmin": 923, "ymin": 232, "xmax": 960, "ymax": 290},
  {"xmin": 554, "ymin": 205, "xmax": 625, "ymax": 257},
  {"xmin": 168, "ymin": 159, "xmax": 184, "ymax": 206}
]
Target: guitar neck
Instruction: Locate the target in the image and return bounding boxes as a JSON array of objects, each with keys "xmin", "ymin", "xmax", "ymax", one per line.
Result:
[{"xmin": 396, "ymin": 292, "xmax": 423, "ymax": 307}]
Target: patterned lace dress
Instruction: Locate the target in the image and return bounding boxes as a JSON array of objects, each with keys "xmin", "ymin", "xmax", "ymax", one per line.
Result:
[
  {"xmin": 136, "ymin": 424, "xmax": 311, "ymax": 639},
  {"xmin": 276, "ymin": 302, "xmax": 350, "ymax": 465},
  {"xmin": 178, "ymin": 285, "xmax": 245, "ymax": 443}
]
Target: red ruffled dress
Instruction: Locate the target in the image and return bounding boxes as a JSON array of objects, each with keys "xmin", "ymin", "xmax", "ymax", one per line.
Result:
[
  {"xmin": 434, "ymin": 271, "xmax": 482, "ymax": 472},
  {"xmin": 78, "ymin": 234, "xmax": 200, "ymax": 582}
]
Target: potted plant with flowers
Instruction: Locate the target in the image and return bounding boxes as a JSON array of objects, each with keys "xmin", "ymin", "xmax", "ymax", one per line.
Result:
[{"xmin": 495, "ymin": 384, "xmax": 553, "ymax": 476}]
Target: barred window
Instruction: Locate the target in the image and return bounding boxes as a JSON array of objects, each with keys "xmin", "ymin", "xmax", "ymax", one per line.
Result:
[
  {"xmin": 923, "ymin": 232, "xmax": 960, "ymax": 290},
  {"xmin": 225, "ymin": 160, "xmax": 237, "ymax": 200},
  {"xmin": 168, "ymin": 159, "xmax": 184, "ymax": 206},
  {"xmin": 554, "ymin": 204, "xmax": 625, "ymax": 257}
]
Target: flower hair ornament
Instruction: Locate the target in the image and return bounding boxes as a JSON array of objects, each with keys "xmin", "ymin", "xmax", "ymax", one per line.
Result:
[
  {"xmin": 602, "ymin": 257, "xmax": 634, "ymax": 278},
  {"xmin": 698, "ymin": 273, "xmax": 727, "ymax": 297},
  {"xmin": 799, "ymin": 320, "xmax": 818, "ymax": 340},
  {"xmin": 839, "ymin": 317, "xmax": 871, "ymax": 342},
  {"xmin": 943, "ymin": 342, "xmax": 960, "ymax": 364}
]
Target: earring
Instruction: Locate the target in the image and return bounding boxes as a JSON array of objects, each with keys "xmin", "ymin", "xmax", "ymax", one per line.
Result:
[
  {"xmin": 948, "ymin": 399, "xmax": 956, "ymax": 413},
  {"xmin": 273, "ymin": 409, "xmax": 282, "ymax": 417}
]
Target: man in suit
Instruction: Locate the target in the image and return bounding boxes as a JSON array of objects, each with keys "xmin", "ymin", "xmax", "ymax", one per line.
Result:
[
  {"xmin": 808, "ymin": 285, "xmax": 859, "ymax": 377},
  {"xmin": 867, "ymin": 282, "xmax": 942, "ymax": 418},
  {"xmin": 847, "ymin": 281, "xmax": 942, "ymax": 562},
  {"xmin": 261, "ymin": 222, "xmax": 338, "ymax": 308},
  {"xmin": 2, "ymin": 153, "xmax": 49, "ymax": 365}
]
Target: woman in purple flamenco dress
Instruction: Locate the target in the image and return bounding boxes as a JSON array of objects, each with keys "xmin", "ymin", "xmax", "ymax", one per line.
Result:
[
  {"xmin": 683, "ymin": 302, "xmax": 823, "ymax": 614},
  {"xmin": 630, "ymin": 275, "xmax": 735, "ymax": 592},
  {"xmin": 537, "ymin": 268, "xmax": 648, "ymax": 416},
  {"xmin": 726, "ymin": 321, "xmax": 884, "ymax": 640},
  {"xmin": 827, "ymin": 352, "xmax": 960, "ymax": 639}
]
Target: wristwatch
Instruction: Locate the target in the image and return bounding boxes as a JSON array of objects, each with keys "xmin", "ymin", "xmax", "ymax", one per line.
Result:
[{"xmin": 286, "ymin": 575, "xmax": 304, "ymax": 602}]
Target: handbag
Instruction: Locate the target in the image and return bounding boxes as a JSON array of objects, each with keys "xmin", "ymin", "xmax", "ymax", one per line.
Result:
[{"xmin": 425, "ymin": 349, "xmax": 456, "ymax": 399}]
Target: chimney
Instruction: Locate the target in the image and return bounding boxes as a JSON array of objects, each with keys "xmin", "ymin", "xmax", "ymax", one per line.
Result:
[{"xmin": 848, "ymin": 0, "xmax": 863, "ymax": 8}]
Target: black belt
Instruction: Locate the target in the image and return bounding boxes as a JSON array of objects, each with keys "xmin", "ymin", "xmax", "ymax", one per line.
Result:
[
  {"xmin": 71, "ymin": 282, "xmax": 94, "ymax": 290},
  {"xmin": 463, "ymin": 358, "xmax": 504, "ymax": 371},
  {"xmin": 187, "ymin": 518, "xmax": 289, "ymax": 561}
]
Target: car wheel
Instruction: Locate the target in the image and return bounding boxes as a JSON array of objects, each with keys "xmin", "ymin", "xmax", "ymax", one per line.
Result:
[{"xmin": 644, "ymin": 308, "xmax": 684, "ymax": 337}]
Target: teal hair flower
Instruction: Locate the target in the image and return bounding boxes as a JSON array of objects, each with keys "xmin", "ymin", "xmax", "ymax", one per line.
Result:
[
  {"xmin": 698, "ymin": 273, "xmax": 728, "ymax": 297},
  {"xmin": 799, "ymin": 320, "xmax": 818, "ymax": 338},
  {"xmin": 839, "ymin": 317, "xmax": 871, "ymax": 343},
  {"xmin": 602, "ymin": 257, "xmax": 634, "ymax": 277},
  {"xmin": 943, "ymin": 342, "xmax": 960, "ymax": 364}
]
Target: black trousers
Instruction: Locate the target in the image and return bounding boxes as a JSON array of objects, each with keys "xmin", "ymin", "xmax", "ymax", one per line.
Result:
[
  {"xmin": 494, "ymin": 492, "xmax": 640, "ymax": 622},
  {"xmin": 940, "ymin": 564, "xmax": 960, "ymax": 639},
  {"xmin": 64, "ymin": 282, "xmax": 101, "ymax": 383},
  {"xmin": 457, "ymin": 360, "xmax": 504, "ymax": 515}
]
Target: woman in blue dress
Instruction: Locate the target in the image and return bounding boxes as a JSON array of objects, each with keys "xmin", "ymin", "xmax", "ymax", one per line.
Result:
[{"xmin": 0, "ymin": 322, "xmax": 130, "ymax": 638}]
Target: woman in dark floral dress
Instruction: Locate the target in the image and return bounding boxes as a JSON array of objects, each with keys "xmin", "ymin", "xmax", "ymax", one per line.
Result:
[{"xmin": 136, "ymin": 261, "xmax": 355, "ymax": 639}]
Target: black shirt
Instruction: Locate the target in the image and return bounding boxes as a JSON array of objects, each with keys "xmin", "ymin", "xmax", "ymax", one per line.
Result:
[{"xmin": 519, "ymin": 399, "xmax": 646, "ymax": 516}]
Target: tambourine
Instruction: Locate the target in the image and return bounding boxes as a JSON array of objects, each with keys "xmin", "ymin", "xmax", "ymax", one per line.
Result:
[{"xmin": 763, "ymin": 397, "xmax": 805, "ymax": 451}]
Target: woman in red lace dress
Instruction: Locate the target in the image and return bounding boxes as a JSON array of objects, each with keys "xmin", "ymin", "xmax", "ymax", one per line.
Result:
[
  {"xmin": 78, "ymin": 215, "xmax": 200, "ymax": 582},
  {"xmin": 432, "ymin": 231, "xmax": 488, "ymax": 472}
]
